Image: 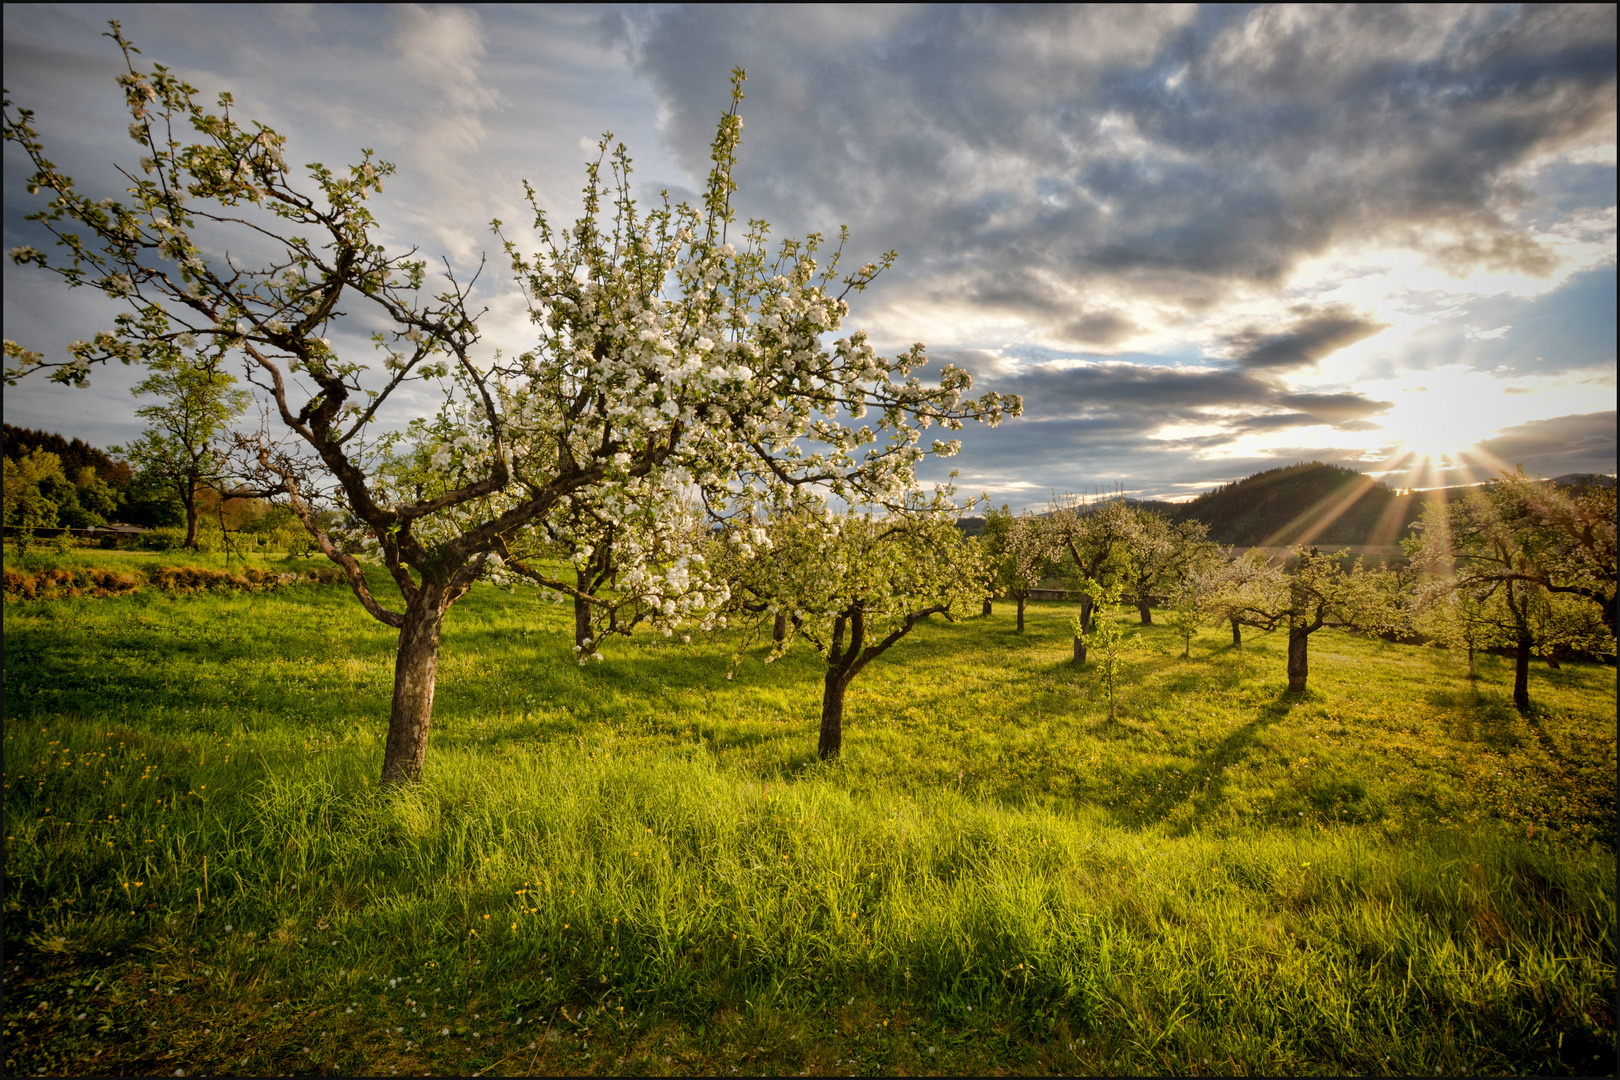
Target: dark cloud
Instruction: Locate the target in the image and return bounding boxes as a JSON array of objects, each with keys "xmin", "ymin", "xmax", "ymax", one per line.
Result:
[
  {"xmin": 944, "ymin": 354, "xmax": 1392, "ymax": 432},
  {"xmin": 1223, "ymin": 307, "xmax": 1389, "ymax": 371},
  {"xmin": 611, "ymin": 4, "xmax": 1616, "ymax": 335},
  {"xmin": 1477, "ymin": 411, "xmax": 1618, "ymax": 476},
  {"xmin": 1274, "ymin": 393, "xmax": 1394, "ymax": 422},
  {"xmin": 1056, "ymin": 310, "xmax": 1142, "ymax": 349}
]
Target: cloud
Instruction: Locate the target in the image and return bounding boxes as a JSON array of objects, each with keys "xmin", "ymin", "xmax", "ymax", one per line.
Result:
[
  {"xmin": 387, "ymin": 5, "xmax": 505, "ymax": 261},
  {"xmin": 1477, "ymin": 411, "xmax": 1618, "ymax": 476},
  {"xmin": 1274, "ymin": 393, "xmax": 1393, "ymax": 422},
  {"xmin": 608, "ymin": 3, "xmax": 1615, "ymax": 346},
  {"xmin": 271, "ymin": 4, "xmax": 319, "ymax": 39},
  {"xmin": 1221, "ymin": 307, "xmax": 1389, "ymax": 371},
  {"xmin": 943, "ymin": 354, "xmax": 1393, "ymax": 437}
]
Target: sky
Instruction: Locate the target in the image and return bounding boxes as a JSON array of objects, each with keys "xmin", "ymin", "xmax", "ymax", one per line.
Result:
[{"xmin": 3, "ymin": 3, "xmax": 1615, "ymax": 509}]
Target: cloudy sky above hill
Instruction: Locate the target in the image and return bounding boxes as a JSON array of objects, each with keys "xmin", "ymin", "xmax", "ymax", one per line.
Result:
[{"xmin": 3, "ymin": 3, "xmax": 1614, "ymax": 508}]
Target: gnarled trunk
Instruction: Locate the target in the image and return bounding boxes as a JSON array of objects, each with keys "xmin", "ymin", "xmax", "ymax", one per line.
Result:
[
  {"xmin": 1079, "ymin": 592, "xmax": 1095, "ymax": 635},
  {"xmin": 982, "ymin": 598, "xmax": 993, "ymax": 616},
  {"xmin": 1230, "ymin": 617, "xmax": 1242, "ymax": 648},
  {"xmin": 1286, "ymin": 624, "xmax": 1310, "ymax": 693},
  {"xmin": 382, "ymin": 579, "xmax": 451, "ymax": 784},
  {"xmin": 1137, "ymin": 599, "xmax": 1152, "ymax": 625},
  {"xmin": 773, "ymin": 611, "xmax": 788, "ymax": 643},
  {"xmin": 1016, "ymin": 596, "xmax": 1026, "ymax": 633},
  {"xmin": 818, "ymin": 672, "xmax": 850, "ymax": 760},
  {"xmin": 1513, "ymin": 632, "xmax": 1531, "ymax": 714}
]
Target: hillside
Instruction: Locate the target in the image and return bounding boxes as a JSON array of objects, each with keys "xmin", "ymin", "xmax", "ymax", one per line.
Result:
[{"xmin": 1168, "ymin": 461, "xmax": 1426, "ymax": 547}]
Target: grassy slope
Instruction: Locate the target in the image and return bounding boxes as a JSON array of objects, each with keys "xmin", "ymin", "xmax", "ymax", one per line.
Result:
[{"xmin": 2, "ymin": 570, "xmax": 1615, "ymax": 1076}]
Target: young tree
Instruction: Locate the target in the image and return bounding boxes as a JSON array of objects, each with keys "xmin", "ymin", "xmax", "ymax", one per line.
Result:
[
  {"xmin": 977, "ymin": 503, "xmax": 1013, "ymax": 616},
  {"xmin": 1205, "ymin": 549, "xmax": 1287, "ymax": 648},
  {"xmin": 1071, "ymin": 580, "xmax": 1138, "ymax": 721},
  {"xmin": 112, "ymin": 352, "xmax": 250, "ymax": 548},
  {"xmin": 1166, "ymin": 547, "xmax": 1231, "ymax": 659},
  {"xmin": 1406, "ymin": 473, "xmax": 1617, "ymax": 712},
  {"xmin": 1004, "ymin": 513, "xmax": 1056, "ymax": 633},
  {"xmin": 979, "ymin": 505, "xmax": 1053, "ymax": 632},
  {"xmin": 1046, "ymin": 492, "xmax": 1136, "ymax": 661},
  {"xmin": 1212, "ymin": 547, "xmax": 1400, "ymax": 692},
  {"xmin": 3, "ymin": 31, "xmax": 1017, "ymax": 784},
  {"xmin": 721, "ymin": 501, "xmax": 986, "ymax": 759},
  {"xmin": 1120, "ymin": 514, "xmax": 1217, "ymax": 625}
]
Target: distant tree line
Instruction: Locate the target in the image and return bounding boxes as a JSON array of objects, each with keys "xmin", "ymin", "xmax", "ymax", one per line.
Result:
[{"xmin": 3, "ymin": 422, "xmax": 297, "ymax": 545}]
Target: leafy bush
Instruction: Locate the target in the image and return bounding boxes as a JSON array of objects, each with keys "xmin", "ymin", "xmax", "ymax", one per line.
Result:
[{"xmin": 137, "ymin": 526, "xmax": 188, "ymax": 552}]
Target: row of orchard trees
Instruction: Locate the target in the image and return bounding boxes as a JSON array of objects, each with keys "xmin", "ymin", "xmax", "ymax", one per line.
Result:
[
  {"xmin": 976, "ymin": 476, "xmax": 1615, "ymax": 714},
  {"xmin": 561, "ymin": 469, "xmax": 1613, "ymax": 761}
]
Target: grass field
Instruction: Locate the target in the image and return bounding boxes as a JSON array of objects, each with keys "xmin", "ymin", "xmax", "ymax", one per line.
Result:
[{"xmin": 3, "ymin": 552, "xmax": 1615, "ymax": 1076}]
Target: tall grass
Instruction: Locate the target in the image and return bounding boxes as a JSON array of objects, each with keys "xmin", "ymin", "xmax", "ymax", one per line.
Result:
[{"xmin": 3, "ymin": 567, "xmax": 1614, "ymax": 1075}]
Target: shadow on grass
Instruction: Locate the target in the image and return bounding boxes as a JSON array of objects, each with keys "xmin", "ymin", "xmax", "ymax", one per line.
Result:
[
  {"xmin": 1424, "ymin": 686, "xmax": 1524, "ymax": 750},
  {"xmin": 1120, "ymin": 689, "xmax": 1309, "ymax": 834}
]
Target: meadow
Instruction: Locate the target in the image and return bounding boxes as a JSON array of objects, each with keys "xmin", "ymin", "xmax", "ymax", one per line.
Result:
[{"xmin": 3, "ymin": 549, "xmax": 1615, "ymax": 1076}]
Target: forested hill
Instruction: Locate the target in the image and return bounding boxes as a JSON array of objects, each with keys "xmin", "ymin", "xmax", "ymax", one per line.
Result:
[{"xmin": 1166, "ymin": 461, "xmax": 1420, "ymax": 547}]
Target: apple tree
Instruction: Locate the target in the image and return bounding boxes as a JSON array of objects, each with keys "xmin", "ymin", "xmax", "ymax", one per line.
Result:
[
  {"xmin": 720, "ymin": 500, "xmax": 987, "ymax": 759},
  {"xmin": 1406, "ymin": 471, "xmax": 1616, "ymax": 712}
]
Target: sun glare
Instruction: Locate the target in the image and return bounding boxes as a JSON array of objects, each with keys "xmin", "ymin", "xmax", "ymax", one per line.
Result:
[
  {"xmin": 1375, "ymin": 365, "xmax": 1607, "ymax": 459},
  {"xmin": 1380, "ymin": 369, "xmax": 1514, "ymax": 455}
]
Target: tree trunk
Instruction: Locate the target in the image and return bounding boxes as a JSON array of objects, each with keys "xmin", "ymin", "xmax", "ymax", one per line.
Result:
[
  {"xmin": 1138, "ymin": 599, "xmax": 1152, "ymax": 625},
  {"xmin": 1016, "ymin": 596, "xmax": 1026, "ymax": 633},
  {"xmin": 1073, "ymin": 635, "xmax": 1087, "ymax": 663},
  {"xmin": 573, "ymin": 588, "xmax": 592, "ymax": 652},
  {"xmin": 1286, "ymin": 624, "xmax": 1309, "ymax": 692},
  {"xmin": 183, "ymin": 487, "xmax": 199, "ymax": 549},
  {"xmin": 1080, "ymin": 592, "xmax": 1095, "ymax": 634},
  {"xmin": 1466, "ymin": 643, "xmax": 1476, "ymax": 678},
  {"xmin": 1513, "ymin": 632, "xmax": 1531, "ymax": 714},
  {"xmin": 1230, "ymin": 617, "xmax": 1242, "ymax": 647},
  {"xmin": 382, "ymin": 580, "xmax": 450, "ymax": 784},
  {"xmin": 818, "ymin": 671, "xmax": 849, "ymax": 760},
  {"xmin": 773, "ymin": 612, "xmax": 787, "ymax": 643},
  {"xmin": 982, "ymin": 598, "xmax": 993, "ymax": 616}
]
